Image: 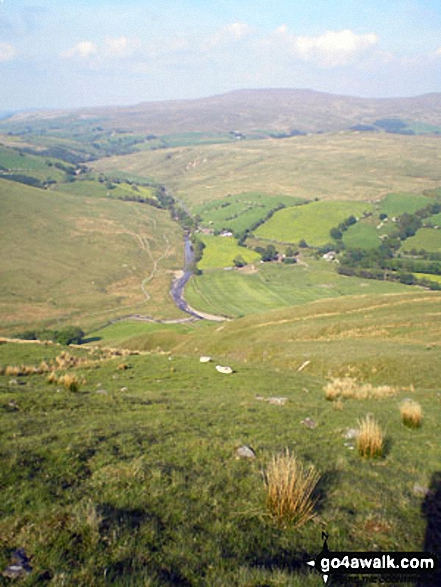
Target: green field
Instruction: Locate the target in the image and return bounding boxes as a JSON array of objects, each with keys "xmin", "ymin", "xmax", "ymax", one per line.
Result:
[
  {"xmin": 0, "ymin": 144, "xmax": 68, "ymax": 183},
  {"xmin": 255, "ymin": 200, "xmax": 372, "ymax": 246},
  {"xmin": 401, "ymin": 228, "xmax": 441, "ymax": 252},
  {"xmin": 379, "ymin": 192, "xmax": 432, "ymax": 216},
  {"xmin": 93, "ymin": 133, "xmax": 441, "ymax": 208},
  {"xmin": 342, "ymin": 220, "xmax": 381, "ymax": 249},
  {"xmin": 0, "ymin": 179, "xmax": 183, "ymax": 332},
  {"xmin": 185, "ymin": 260, "xmax": 411, "ymax": 317},
  {"xmin": 198, "ymin": 235, "xmax": 261, "ymax": 269},
  {"xmin": 194, "ymin": 192, "xmax": 304, "ymax": 234}
]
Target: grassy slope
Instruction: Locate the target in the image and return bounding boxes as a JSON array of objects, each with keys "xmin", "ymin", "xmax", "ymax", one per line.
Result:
[
  {"xmin": 2, "ymin": 291, "xmax": 440, "ymax": 584},
  {"xmin": 254, "ymin": 201, "xmax": 372, "ymax": 245},
  {"xmin": 92, "ymin": 133, "xmax": 441, "ymax": 208},
  {"xmin": 185, "ymin": 260, "xmax": 412, "ymax": 318},
  {"xmin": 0, "ymin": 179, "xmax": 184, "ymax": 332}
]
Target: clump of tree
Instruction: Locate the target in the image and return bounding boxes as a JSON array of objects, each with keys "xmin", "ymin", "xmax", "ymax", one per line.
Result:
[
  {"xmin": 255, "ymin": 244, "xmax": 278, "ymax": 262},
  {"xmin": 14, "ymin": 326, "xmax": 85, "ymax": 345},
  {"xmin": 233, "ymin": 255, "xmax": 247, "ymax": 268}
]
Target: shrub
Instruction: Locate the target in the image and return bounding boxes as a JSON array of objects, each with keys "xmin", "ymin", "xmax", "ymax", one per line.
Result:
[
  {"xmin": 357, "ymin": 416, "xmax": 384, "ymax": 458},
  {"xmin": 400, "ymin": 400, "xmax": 423, "ymax": 428},
  {"xmin": 264, "ymin": 450, "xmax": 320, "ymax": 528}
]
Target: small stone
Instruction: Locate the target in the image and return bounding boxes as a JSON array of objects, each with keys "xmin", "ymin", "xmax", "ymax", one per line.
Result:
[
  {"xmin": 200, "ymin": 356, "xmax": 211, "ymax": 363},
  {"xmin": 268, "ymin": 397, "xmax": 287, "ymax": 405},
  {"xmin": 413, "ymin": 483, "xmax": 429, "ymax": 496},
  {"xmin": 9, "ymin": 379, "xmax": 18, "ymax": 386},
  {"xmin": 236, "ymin": 445, "xmax": 256, "ymax": 459},
  {"xmin": 342, "ymin": 428, "xmax": 359, "ymax": 439},
  {"xmin": 120, "ymin": 387, "xmax": 128, "ymax": 392},
  {"xmin": 96, "ymin": 389, "xmax": 108, "ymax": 395},
  {"xmin": 301, "ymin": 417, "xmax": 318, "ymax": 429}
]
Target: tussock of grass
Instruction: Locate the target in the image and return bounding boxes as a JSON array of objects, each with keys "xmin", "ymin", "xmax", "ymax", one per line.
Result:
[
  {"xmin": 264, "ymin": 450, "xmax": 320, "ymax": 528},
  {"xmin": 324, "ymin": 377, "xmax": 397, "ymax": 401},
  {"xmin": 400, "ymin": 400, "xmax": 423, "ymax": 428},
  {"xmin": 57, "ymin": 373, "xmax": 82, "ymax": 392},
  {"xmin": 357, "ymin": 415, "xmax": 385, "ymax": 458}
]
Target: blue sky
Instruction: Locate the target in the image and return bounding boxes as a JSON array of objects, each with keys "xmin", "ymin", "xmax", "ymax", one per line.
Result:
[{"xmin": 1, "ymin": 0, "xmax": 440, "ymax": 109}]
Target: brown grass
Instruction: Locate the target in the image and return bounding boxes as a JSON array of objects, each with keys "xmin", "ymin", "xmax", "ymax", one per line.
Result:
[
  {"xmin": 357, "ymin": 415, "xmax": 385, "ymax": 458},
  {"xmin": 400, "ymin": 400, "xmax": 423, "ymax": 428},
  {"xmin": 264, "ymin": 450, "xmax": 320, "ymax": 528},
  {"xmin": 57, "ymin": 373, "xmax": 81, "ymax": 392},
  {"xmin": 324, "ymin": 377, "xmax": 397, "ymax": 401}
]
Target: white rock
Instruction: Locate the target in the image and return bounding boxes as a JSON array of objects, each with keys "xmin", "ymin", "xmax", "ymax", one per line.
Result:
[
  {"xmin": 216, "ymin": 365, "xmax": 233, "ymax": 374},
  {"xmin": 200, "ymin": 356, "xmax": 212, "ymax": 363}
]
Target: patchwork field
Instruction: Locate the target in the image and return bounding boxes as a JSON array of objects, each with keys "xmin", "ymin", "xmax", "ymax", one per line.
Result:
[
  {"xmin": 56, "ymin": 179, "xmax": 157, "ymax": 201},
  {"xmin": 194, "ymin": 192, "xmax": 304, "ymax": 234},
  {"xmin": 185, "ymin": 260, "xmax": 411, "ymax": 318},
  {"xmin": 254, "ymin": 200, "xmax": 372, "ymax": 245},
  {"xmin": 0, "ymin": 179, "xmax": 184, "ymax": 333},
  {"xmin": 93, "ymin": 133, "xmax": 441, "ymax": 208}
]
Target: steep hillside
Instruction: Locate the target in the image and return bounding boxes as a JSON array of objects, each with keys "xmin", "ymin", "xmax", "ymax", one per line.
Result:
[{"xmin": 0, "ymin": 179, "xmax": 184, "ymax": 333}]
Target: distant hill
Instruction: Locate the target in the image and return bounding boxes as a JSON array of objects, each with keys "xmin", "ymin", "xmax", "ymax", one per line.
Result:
[{"xmin": 4, "ymin": 89, "xmax": 441, "ymax": 135}]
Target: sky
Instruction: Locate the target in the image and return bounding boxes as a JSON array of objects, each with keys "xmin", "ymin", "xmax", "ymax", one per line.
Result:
[{"xmin": 0, "ymin": 0, "xmax": 441, "ymax": 110}]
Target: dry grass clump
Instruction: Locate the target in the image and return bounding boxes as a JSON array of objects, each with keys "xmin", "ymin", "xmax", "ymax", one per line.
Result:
[
  {"xmin": 57, "ymin": 373, "xmax": 82, "ymax": 392},
  {"xmin": 264, "ymin": 450, "xmax": 320, "ymax": 528},
  {"xmin": 400, "ymin": 400, "xmax": 423, "ymax": 428},
  {"xmin": 357, "ymin": 415, "xmax": 384, "ymax": 458},
  {"xmin": 324, "ymin": 377, "xmax": 397, "ymax": 401},
  {"xmin": 4, "ymin": 365, "xmax": 22, "ymax": 377}
]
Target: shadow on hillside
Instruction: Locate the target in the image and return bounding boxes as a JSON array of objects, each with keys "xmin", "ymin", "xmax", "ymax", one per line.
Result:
[
  {"xmin": 81, "ymin": 336, "xmax": 101, "ymax": 344},
  {"xmin": 417, "ymin": 472, "xmax": 441, "ymax": 586}
]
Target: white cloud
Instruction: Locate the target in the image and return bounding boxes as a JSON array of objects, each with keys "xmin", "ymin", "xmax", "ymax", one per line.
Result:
[
  {"xmin": 104, "ymin": 36, "xmax": 140, "ymax": 58},
  {"xmin": 61, "ymin": 41, "xmax": 97, "ymax": 59},
  {"xmin": 203, "ymin": 22, "xmax": 252, "ymax": 50},
  {"xmin": 0, "ymin": 43, "xmax": 16, "ymax": 62},
  {"xmin": 271, "ymin": 28, "xmax": 378, "ymax": 67}
]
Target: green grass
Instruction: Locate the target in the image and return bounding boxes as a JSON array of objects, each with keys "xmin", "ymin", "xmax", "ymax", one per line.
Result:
[
  {"xmin": 255, "ymin": 201, "xmax": 372, "ymax": 246},
  {"xmin": 194, "ymin": 192, "xmax": 304, "ymax": 234},
  {"xmin": 401, "ymin": 228, "xmax": 441, "ymax": 253},
  {"xmin": 1, "ymin": 333, "xmax": 439, "ymax": 585},
  {"xmin": 379, "ymin": 192, "xmax": 432, "ymax": 216},
  {"xmin": 0, "ymin": 178, "xmax": 184, "ymax": 333},
  {"xmin": 0, "ymin": 145, "xmax": 67, "ymax": 183},
  {"xmin": 185, "ymin": 259, "xmax": 411, "ymax": 317},
  {"xmin": 56, "ymin": 179, "xmax": 156, "ymax": 201},
  {"xmin": 342, "ymin": 220, "xmax": 382, "ymax": 249},
  {"xmin": 413, "ymin": 273, "xmax": 441, "ymax": 284},
  {"xmin": 198, "ymin": 235, "xmax": 261, "ymax": 269},
  {"xmin": 93, "ymin": 133, "xmax": 441, "ymax": 208}
]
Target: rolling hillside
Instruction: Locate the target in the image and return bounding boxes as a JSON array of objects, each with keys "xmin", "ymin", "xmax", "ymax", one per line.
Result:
[
  {"xmin": 93, "ymin": 132, "xmax": 441, "ymax": 207},
  {"xmin": 4, "ymin": 89, "xmax": 441, "ymax": 134},
  {"xmin": 0, "ymin": 179, "xmax": 184, "ymax": 333}
]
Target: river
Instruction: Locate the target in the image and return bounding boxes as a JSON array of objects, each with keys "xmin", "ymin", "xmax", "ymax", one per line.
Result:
[{"xmin": 169, "ymin": 235, "xmax": 203, "ymax": 319}]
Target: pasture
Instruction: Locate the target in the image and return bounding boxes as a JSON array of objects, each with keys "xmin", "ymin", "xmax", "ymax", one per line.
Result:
[
  {"xmin": 401, "ymin": 227, "xmax": 441, "ymax": 253},
  {"xmin": 254, "ymin": 200, "xmax": 372, "ymax": 246},
  {"xmin": 197, "ymin": 235, "xmax": 261, "ymax": 269},
  {"xmin": 185, "ymin": 260, "xmax": 411, "ymax": 317},
  {"xmin": 194, "ymin": 192, "xmax": 304, "ymax": 234},
  {"xmin": 379, "ymin": 192, "xmax": 432, "ymax": 216}
]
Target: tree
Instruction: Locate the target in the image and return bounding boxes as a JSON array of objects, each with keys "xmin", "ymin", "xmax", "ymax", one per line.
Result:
[
  {"xmin": 330, "ymin": 227, "xmax": 343, "ymax": 240},
  {"xmin": 233, "ymin": 255, "xmax": 247, "ymax": 268}
]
